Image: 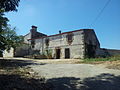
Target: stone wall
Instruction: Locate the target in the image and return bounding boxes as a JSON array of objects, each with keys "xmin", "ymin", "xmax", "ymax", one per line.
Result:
[
  {"xmin": 107, "ymin": 49, "xmax": 120, "ymax": 56},
  {"xmin": 84, "ymin": 29, "xmax": 100, "ymax": 58},
  {"xmin": 34, "ymin": 30, "xmax": 85, "ymax": 59},
  {"xmin": 24, "ymin": 33, "xmax": 31, "ymax": 44},
  {"xmin": 24, "ymin": 26, "xmax": 47, "ymax": 44},
  {"xmin": 3, "ymin": 47, "xmax": 14, "ymax": 58},
  {"xmin": 24, "ymin": 28, "xmax": 109, "ymax": 59},
  {"xmin": 4, "ymin": 25, "xmax": 119, "ymax": 59},
  {"xmin": 14, "ymin": 44, "xmax": 31, "ymax": 57},
  {"xmin": 84, "ymin": 29, "xmax": 100, "ymax": 47}
]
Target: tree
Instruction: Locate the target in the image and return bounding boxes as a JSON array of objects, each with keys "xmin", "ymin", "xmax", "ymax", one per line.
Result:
[
  {"xmin": 0, "ymin": 0, "xmax": 21, "ymax": 56},
  {"xmin": 0, "ymin": 0, "xmax": 20, "ymax": 12},
  {"xmin": 3, "ymin": 25, "xmax": 24, "ymax": 49},
  {"xmin": 0, "ymin": 10, "xmax": 23, "ymax": 56},
  {"xmin": 0, "ymin": 24, "xmax": 24, "ymax": 56},
  {"xmin": 0, "ymin": 10, "xmax": 9, "ymax": 56}
]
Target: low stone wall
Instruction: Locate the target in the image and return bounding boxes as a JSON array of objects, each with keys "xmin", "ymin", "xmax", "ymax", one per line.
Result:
[
  {"xmin": 3, "ymin": 48, "xmax": 14, "ymax": 58},
  {"xmin": 14, "ymin": 44, "xmax": 31, "ymax": 57},
  {"xmin": 107, "ymin": 49, "xmax": 120, "ymax": 56},
  {"xmin": 96, "ymin": 48, "xmax": 120, "ymax": 58}
]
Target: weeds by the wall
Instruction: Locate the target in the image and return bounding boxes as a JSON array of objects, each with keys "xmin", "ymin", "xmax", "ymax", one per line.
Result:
[{"xmin": 82, "ymin": 55, "xmax": 120, "ymax": 63}]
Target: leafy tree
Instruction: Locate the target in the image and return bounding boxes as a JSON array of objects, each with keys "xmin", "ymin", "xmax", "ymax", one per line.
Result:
[
  {"xmin": 0, "ymin": 24, "xmax": 24, "ymax": 56},
  {"xmin": 0, "ymin": 10, "xmax": 9, "ymax": 55},
  {"xmin": 0, "ymin": 0, "xmax": 21, "ymax": 56},
  {"xmin": 0, "ymin": 10, "xmax": 23, "ymax": 56},
  {"xmin": 3, "ymin": 25, "xmax": 24, "ymax": 49},
  {"xmin": 0, "ymin": 0, "xmax": 20, "ymax": 12}
]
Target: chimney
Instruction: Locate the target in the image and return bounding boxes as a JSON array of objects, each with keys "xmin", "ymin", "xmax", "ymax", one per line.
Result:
[
  {"xmin": 30, "ymin": 25, "xmax": 37, "ymax": 38},
  {"xmin": 30, "ymin": 25, "xmax": 37, "ymax": 34},
  {"xmin": 59, "ymin": 30, "xmax": 61, "ymax": 34},
  {"xmin": 31, "ymin": 25, "xmax": 37, "ymax": 32},
  {"xmin": 32, "ymin": 25, "xmax": 37, "ymax": 29}
]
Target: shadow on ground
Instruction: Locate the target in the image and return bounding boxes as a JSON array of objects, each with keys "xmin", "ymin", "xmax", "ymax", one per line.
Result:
[
  {"xmin": 0, "ymin": 59, "xmax": 46, "ymax": 68},
  {"xmin": 47, "ymin": 73, "xmax": 120, "ymax": 90},
  {"xmin": 0, "ymin": 59, "xmax": 51, "ymax": 90},
  {"xmin": 0, "ymin": 73, "xmax": 120, "ymax": 90},
  {"xmin": 0, "ymin": 74, "xmax": 53, "ymax": 90},
  {"xmin": 1, "ymin": 59, "xmax": 120, "ymax": 90}
]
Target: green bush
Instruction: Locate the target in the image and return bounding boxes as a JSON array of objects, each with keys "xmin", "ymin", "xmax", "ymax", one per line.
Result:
[{"xmin": 44, "ymin": 49, "xmax": 53, "ymax": 59}]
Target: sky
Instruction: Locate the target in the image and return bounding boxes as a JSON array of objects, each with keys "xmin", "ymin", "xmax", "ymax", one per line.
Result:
[{"xmin": 5, "ymin": 0, "xmax": 120, "ymax": 49}]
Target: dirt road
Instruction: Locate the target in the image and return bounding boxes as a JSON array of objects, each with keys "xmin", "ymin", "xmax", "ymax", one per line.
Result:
[
  {"xmin": 2, "ymin": 58, "xmax": 120, "ymax": 90},
  {"xmin": 27, "ymin": 60, "xmax": 120, "ymax": 90}
]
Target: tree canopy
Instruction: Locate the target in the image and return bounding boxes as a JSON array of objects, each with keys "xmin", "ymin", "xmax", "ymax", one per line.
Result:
[
  {"xmin": 0, "ymin": 0, "xmax": 20, "ymax": 12},
  {"xmin": 0, "ymin": 22, "xmax": 24, "ymax": 56},
  {"xmin": 0, "ymin": 10, "xmax": 9, "ymax": 54},
  {"xmin": 3, "ymin": 25, "xmax": 24, "ymax": 49},
  {"xmin": 0, "ymin": 0, "xmax": 21, "ymax": 56}
]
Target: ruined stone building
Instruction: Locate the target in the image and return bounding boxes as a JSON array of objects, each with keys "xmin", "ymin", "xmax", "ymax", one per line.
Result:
[
  {"xmin": 3, "ymin": 25, "xmax": 120, "ymax": 58},
  {"xmin": 23, "ymin": 26, "xmax": 102, "ymax": 59}
]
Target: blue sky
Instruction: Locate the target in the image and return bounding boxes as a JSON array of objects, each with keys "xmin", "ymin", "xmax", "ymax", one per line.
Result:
[{"xmin": 5, "ymin": 0, "xmax": 120, "ymax": 49}]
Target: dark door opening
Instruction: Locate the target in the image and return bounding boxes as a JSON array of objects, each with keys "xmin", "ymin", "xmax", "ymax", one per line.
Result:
[
  {"xmin": 85, "ymin": 44, "xmax": 96, "ymax": 58},
  {"xmin": 65, "ymin": 48, "xmax": 70, "ymax": 59},
  {"xmin": 56, "ymin": 49, "xmax": 60, "ymax": 59}
]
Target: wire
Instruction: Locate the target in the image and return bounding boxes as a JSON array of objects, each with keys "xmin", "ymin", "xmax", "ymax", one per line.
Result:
[{"xmin": 90, "ymin": 0, "xmax": 112, "ymax": 28}]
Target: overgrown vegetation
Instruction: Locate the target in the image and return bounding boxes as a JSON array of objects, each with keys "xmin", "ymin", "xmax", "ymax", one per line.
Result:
[
  {"xmin": 25, "ymin": 49, "xmax": 53, "ymax": 59},
  {"xmin": 0, "ymin": 0, "xmax": 22, "ymax": 56},
  {"xmin": 82, "ymin": 55, "xmax": 120, "ymax": 63},
  {"xmin": 0, "ymin": 11, "xmax": 23, "ymax": 56},
  {"xmin": 45, "ymin": 49, "xmax": 53, "ymax": 59}
]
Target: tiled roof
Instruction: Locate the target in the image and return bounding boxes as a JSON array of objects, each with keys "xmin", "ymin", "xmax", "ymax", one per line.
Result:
[{"xmin": 28, "ymin": 29, "xmax": 93, "ymax": 40}]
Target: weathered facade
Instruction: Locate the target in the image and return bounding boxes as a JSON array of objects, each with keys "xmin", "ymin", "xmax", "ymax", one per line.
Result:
[
  {"xmin": 24, "ymin": 26, "xmax": 47, "ymax": 44},
  {"xmin": 24, "ymin": 26, "xmax": 101, "ymax": 59},
  {"xmin": 3, "ymin": 26, "xmax": 120, "ymax": 58},
  {"xmin": 32, "ymin": 29, "xmax": 85, "ymax": 59},
  {"xmin": 14, "ymin": 26, "xmax": 47, "ymax": 57}
]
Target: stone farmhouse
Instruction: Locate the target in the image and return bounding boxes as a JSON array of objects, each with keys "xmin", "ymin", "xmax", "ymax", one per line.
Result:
[
  {"xmin": 23, "ymin": 26, "xmax": 102, "ymax": 59},
  {"xmin": 3, "ymin": 25, "xmax": 120, "ymax": 58}
]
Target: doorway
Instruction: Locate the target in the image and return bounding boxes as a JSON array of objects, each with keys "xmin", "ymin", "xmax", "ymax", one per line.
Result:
[
  {"xmin": 56, "ymin": 49, "xmax": 61, "ymax": 59},
  {"xmin": 65, "ymin": 48, "xmax": 70, "ymax": 59},
  {"xmin": 85, "ymin": 44, "xmax": 96, "ymax": 58}
]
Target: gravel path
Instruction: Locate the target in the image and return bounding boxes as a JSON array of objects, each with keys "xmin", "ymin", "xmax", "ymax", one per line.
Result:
[
  {"xmin": 2, "ymin": 58, "xmax": 120, "ymax": 90},
  {"xmin": 29, "ymin": 63, "xmax": 120, "ymax": 90},
  {"xmin": 30, "ymin": 64, "xmax": 120, "ymax": 79}
]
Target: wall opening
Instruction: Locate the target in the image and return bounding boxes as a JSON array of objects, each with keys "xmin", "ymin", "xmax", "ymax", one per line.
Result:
[
  {"xmin": 65, "ymin": 48, "xmax": 70, "ymax": 59},
  {"xmin": 56, "ymin": 49, "xmax": 61, "ymax": 59},
  {"xmin": 85, "ymin": 44, "xmax": 96, "ymax": 58}
]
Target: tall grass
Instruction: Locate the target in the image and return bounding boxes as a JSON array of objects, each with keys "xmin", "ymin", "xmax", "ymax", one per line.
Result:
[{"xmin": 83, "ymin": 55, "xmax": 120, "ymax": 63}]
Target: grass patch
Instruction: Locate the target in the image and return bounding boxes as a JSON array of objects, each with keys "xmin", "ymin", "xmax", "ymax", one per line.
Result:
[{"xmin": 81, "ymin": 55, "xmax": 120, "ymax": 64}]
